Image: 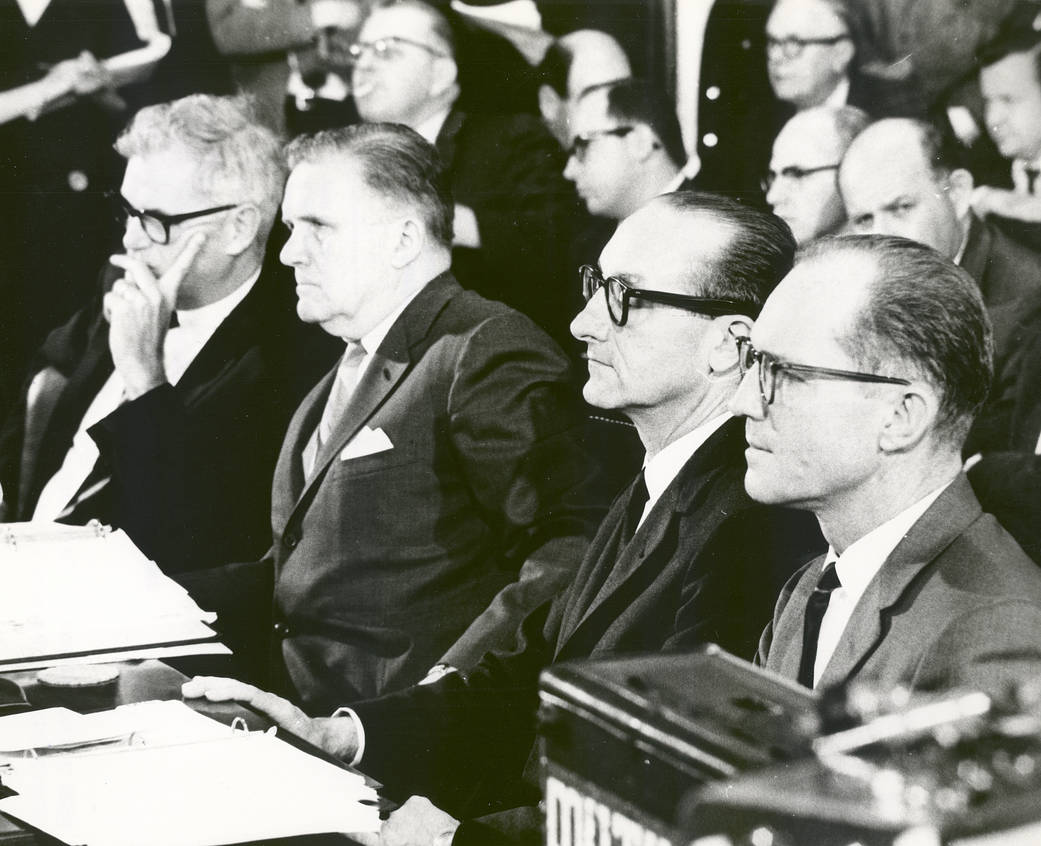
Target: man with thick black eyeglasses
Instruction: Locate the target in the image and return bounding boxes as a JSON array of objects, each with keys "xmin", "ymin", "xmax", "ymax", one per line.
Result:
[
  {"xmin": 730, "ymin": 233, "xmax": 1041, "ymax": 697},
  {"xmin": 0, "ymin": 94, "xmax": 339, "ymax": 573},
  {"xmin": 183, "ymin": 191, "xmax": 824, "ymax": 846}
]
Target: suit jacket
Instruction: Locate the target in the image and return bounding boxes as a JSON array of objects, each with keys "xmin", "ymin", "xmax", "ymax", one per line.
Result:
[
  {"xmin": 250, "ymin": 272, "xmax": 602, "ymax": 714},
  {"xmin": 436, "ymin": 108, "xmax": 584, "ymax": 350},
  {"xmin": 0, "ymin": 259, "xmax": 340, "ymax": 572},
  {"xmin": 350, "ymin": 417, "xmax": 824, "ymax": 838},
  {"xmin": 759, "ymin": 475, "xmax": 1041, "ymax": 695},
  {"xmin": 961, "ymin": 211, "xmax": 1041, "ymax": 313},
  {"xmin": 966, "ymin": 288, "xmax": 1041, "ymax": 564}
]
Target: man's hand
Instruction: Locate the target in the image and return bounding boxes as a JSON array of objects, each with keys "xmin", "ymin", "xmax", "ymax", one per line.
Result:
[
  {"xmin": 47, "ymin": 51, "xmax": 124, "ymax": 112},
  {"xmin": 181, "ymin": 676, "xmax": 360, "ymax": 761},
  {"xmin": 368, "ymin": 796, "xmax": 460, "ymax": 846},
  {"xmin": 104, "ymin": 232, "xmax": 206, "ymax": 399},
  {"xmin": 971, "ymin": 185, "xmax": 1041, "ymax": 223}
]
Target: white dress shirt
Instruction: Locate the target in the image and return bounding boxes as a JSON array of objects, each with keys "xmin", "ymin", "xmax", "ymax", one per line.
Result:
[
  {"xmin": 414, "ymin": 108, "xmax": 452, "ymax": 146},
  {"xmin": 637, "ymin": 413, "xmax": 731, "ymax": 531},
  {"xmin": 32, "ymin": 272, "xmax": 258, "ymax": 521},
  {"xmin": 811, "ymin": 480, "xmax": 952, "ymax": 686}
]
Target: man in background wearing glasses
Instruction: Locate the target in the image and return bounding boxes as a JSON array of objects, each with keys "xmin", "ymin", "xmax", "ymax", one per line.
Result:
[
  {"xmin": 349, "ymin": 0, "xmax": 580, "ymax": 350},
  {"xmin": 0, "ymin": 94, "xmax": 339, "ymax": 572},
  {"xmin": 731, "ymin": 233, "xmax": 1041, "ymax": 696},
  {"xmin": 765, "ymin": 105, "xmax": 868, "ymax": 245},
  {"xmin": 184, "ymin": 191, "xmax": 823, "ymax": 846}
]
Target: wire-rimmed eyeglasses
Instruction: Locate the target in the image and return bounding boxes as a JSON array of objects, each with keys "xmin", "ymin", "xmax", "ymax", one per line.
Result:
[
  {"xmin": 760, "ymin": 164, "xmax": 839, "ymax": 193},
  {"xmin": 580, "ymin": 265, "xmax": 758, "ymax": 327},
  {"xmin": 348, "ymin": 35, "xmax": 448, "ymax": 62},
  {"xmin": 112, "ymin": 193, "xmax": 238, "ymax": 246},
  {"xmin": 730, "ymin": 328, "xmax": 911, "ymax": 406},
  {"xmin": 766, "ymin": 33, "xmax": 851, "ymax": 60}
]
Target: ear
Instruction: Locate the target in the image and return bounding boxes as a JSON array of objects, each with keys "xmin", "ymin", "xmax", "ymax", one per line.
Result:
[
  {"xmin": 946, "ymin": 167, "xmax": 975, "ymax": 220},
  {"xmin": 538, "ymin": 85, "xmax": 562, "ymax": 126},
  {"xmin": 832, "ymin": 38, "xmax": 855, "ymax": 73},
  {"xmin": 221, "ymin": 203, "xmax": 263, "ymax": 257},
  {"xmin": 428, "ymin": 56, "xmax": 459, "ymax": 99},
  {"xmin": 627, "ymin": 123, "xmax": 661, "ymax": 162},
  {"xmin": 389, "ymin": 216, "xmax": 424, "ymax": 269},
  {"xmin": 707, "ymin": 315, "xmax": 751, "ymax": 377},
  {"xmin": 877, "ymin": 382, "xmax": 937, "ymax": 454}
]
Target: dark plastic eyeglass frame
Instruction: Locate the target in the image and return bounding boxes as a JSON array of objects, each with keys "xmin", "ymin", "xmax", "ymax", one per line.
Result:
[
  {"xmin": 765, "ymin": 33, "xmax": 851, "ymax": 60},
  {"xmin": 567, "ymin": 126, "xmax": 635, "ymax": 162},
  {"xmin": 760, "ymin": 163, "xmax": 840, "ymax": 193},
  {"xmin": 113, "ymin": 193, "xmax": 237, "ymax": 245},
  {"xmin": 348, "ymin": 35, "xmax": 448, "ymax": 61},
  {"xmin": 731, "ymin": 331, "xmax": 911, "ymax": 406},
  {"xmin": 580, "ymin": 265, "xmax": 758, "ymax": 327}
]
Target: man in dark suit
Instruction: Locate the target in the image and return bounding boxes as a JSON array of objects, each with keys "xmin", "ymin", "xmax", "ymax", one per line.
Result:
[
  {"xmin": 729, "ymin": 234, "xmax": 1041, "ymax": 695},
  {"xmin": 348, "ymin": 0, "xmax": 580, "ymax": 350},
  {"xmin": 185, "ymin": 192, "xmax": 824, "ymax": 845},
  {"xmin": 186, "ymin": 121, "xmax": 600, "ymax": 715},
  {"xmin": 839, "ymin": 118, "xmax": 1041, "ymax": 361},
  {"xmin": 0, "ymin": 94, "xmax": 338, "ymax": 573}
]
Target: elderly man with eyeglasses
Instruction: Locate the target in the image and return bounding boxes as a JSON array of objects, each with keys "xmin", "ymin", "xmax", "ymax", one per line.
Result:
[
  {"xmin": 730, "ymin": 233, "xmax": 1041, "ymax": 696},
  {"xmin": 0, "ymin": 94, "xmax": 340, "ymax": 572},
  {"xmin": 183, "ymin": 190, "xmax": 823, "ymax": 846}
]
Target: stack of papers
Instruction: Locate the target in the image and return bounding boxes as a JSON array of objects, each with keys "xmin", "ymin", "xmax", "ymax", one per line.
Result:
[
  {"xmin": 0, "ymin": 525, "xmax": 227, "ymax": 670},
  {"xmin": 0, "ymin": 701, "xmax": 381, "ymax": 845}
]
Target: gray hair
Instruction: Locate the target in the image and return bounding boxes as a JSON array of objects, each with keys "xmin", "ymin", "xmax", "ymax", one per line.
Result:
[{"xmin": 115, "ymin": 94, "xmax": 286, "ymax": 234}]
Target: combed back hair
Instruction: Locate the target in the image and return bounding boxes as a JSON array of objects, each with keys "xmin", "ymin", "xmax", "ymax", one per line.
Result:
[
  {"xmin": 584, "ymin": 78, "xmax": 688, "ymax": 169},
  {"xmin": 799, "ymin": 234, "xmax": 993, "ymax": 443},
  {"xmin": 657, "ymin": 191, "xmax": 797, "ymax": 316},
  {"xmin": 537, "ymin": 39, "xmax": 573, "ymax": 97},
  {"xmin": 978, "ymin": 5, "xmax": 1041, "ymax": 82},
  {"xmin": 285, "ymin": 122, "xmax": 454, "ymax": 248},
  {"xmin": 373, "ymin": 0, "xmax": 456, "ymax": 58},
  {"xmin": 115, "ymin": 94, "xmax": 286, "ymax": 233}
]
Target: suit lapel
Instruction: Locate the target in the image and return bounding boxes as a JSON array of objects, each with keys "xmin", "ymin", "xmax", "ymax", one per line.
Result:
[
  {"xmin": 555, "ymin": 418, "xmax": 745, "ymax": 655},
  {"xmin": 816, "ymin": 476, "xmax": 982, "ymax": 687},
  {"xmin": 434, "ymin": 108, "xmax": 466, "ymax": 172},
  {"xmin": 281, "ymin": 274, "xmax": 458, "ymax": 527}
]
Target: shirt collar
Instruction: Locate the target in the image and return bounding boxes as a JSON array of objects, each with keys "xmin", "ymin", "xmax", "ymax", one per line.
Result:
[
  {"xmin": 414, "ymin": 108, "xmax": 453, "ymax": 145},
  {"xmin": 174, "ymin": 267, "xmax": 260, "ymax": 333},
  {"xmin": 353, "ymin": 284, "xmax": 427, "ymax": 357},
  {"xmin": 642, "ymin": 413, "xmax": 730, "ymax": 506},
  {"xmin": 826, "ymin": 480, "xmax": 953, "ymax": 594}
]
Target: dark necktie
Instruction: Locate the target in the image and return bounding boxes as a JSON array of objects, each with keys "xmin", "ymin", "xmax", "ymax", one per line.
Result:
[
  {"xmin": 620, "ymin": 470, "xmax": 649, "ymax": 546},
  {"xmin": 797, "ymin": 562, "xmax": 841, "ymax": 688},
  {"xmin": 1026, "ymin": 167, "xmax": 1040, "ymax": 195}
]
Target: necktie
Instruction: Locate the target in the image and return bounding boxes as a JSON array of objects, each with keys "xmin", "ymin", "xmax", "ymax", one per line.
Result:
[
  {"xmin": 302, "ymin": 343, "xmax": 366, "ymax": 478},
  {"xmin": 1026, "ymin": 167, "xmax": 1040, "ymax": 196},
  {"xmin": 619, "ymin": 470, "xmax": 649, "ymax": 546},
  {"xmin": 797, "ymin": 561, "xmax": 841, "ymax": 688}
]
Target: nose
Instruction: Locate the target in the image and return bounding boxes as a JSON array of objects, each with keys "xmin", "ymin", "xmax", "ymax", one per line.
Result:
[
  {"xmin": 765, "ymin": 176, "xmax": 786, "ymax": 209},
  {"xmin": 729, "ymin": 366, "xmax": 767, "ymax": 420},
  {"xmin": 122, "ymin": 215, "xmax": 151, "ymax": 252},
  {"xmin": 570, "ymin": 287, "xmax": 610, "ymax": 343},
  {"xmin": 279, "ymin": 228, "xmax": 306, "ymax": 267},
  {"xmin": 563, "ymin": 153, "xmax": 580, "ymax": 183}
]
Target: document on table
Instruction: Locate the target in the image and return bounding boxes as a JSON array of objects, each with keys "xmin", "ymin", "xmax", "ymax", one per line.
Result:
[
  {"xmin": 0, "ymin": 526, "xmax": 227, "ymax": 669},
  {"xmin": 0, "ymin": 701, "xmax": 381, "ymax": 845}
]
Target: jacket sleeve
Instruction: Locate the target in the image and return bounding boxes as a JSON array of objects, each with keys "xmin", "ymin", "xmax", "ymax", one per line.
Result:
[{"xmin": 435, "ymin": 312, "xmax": 604, "ymax": 671}]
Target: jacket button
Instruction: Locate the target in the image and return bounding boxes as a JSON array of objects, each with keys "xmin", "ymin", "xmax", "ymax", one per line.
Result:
[
  {"xmin": 273, "ymin": 621, "xmax": 291, "ymax": 637},
  {"xmin": 283, "ymin": 532, "xmax": 299, "ymax": 550}
]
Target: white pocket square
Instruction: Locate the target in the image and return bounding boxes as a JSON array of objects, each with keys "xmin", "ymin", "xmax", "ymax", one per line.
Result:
[{"xmin": 340, "ymin": 426, "xmax": 394, "ymax": 461}]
